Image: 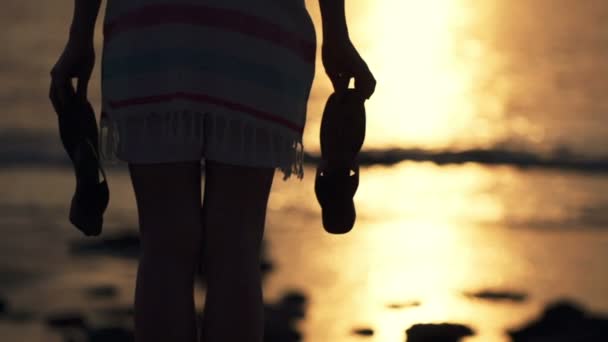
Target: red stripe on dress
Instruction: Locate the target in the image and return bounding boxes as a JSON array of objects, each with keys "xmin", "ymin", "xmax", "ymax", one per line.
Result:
[
  {"xmin": 104, "ymin": 4, "xmax": 316, "ymax": 65},
  {"xmin": 108, "ymin": 92, "xmax": 304, "ymax": 134}
]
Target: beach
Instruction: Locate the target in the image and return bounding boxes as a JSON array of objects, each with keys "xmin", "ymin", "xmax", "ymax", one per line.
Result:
[
  {"xmin": 1, "ymin": 163, "xmax": 607, "ymax": 341},
  {"xmin": 2, "ymin": 0, "xmax": 608, "ymax": 340}
]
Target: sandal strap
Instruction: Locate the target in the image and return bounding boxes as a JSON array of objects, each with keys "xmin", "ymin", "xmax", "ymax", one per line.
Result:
[{"xmin": 84, "ymin": 137, "xmax": 108, "ymax": 184}]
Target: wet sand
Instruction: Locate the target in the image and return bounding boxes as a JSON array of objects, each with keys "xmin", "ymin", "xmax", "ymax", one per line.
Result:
[{"xmin": 1, "ymin": 163, "xmax": 608, "ymax": 341}]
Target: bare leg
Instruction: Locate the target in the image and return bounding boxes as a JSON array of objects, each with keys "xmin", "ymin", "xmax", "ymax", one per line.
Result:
[
  {"xmin": 199, "ymin": 160, "xmax": 274, "ymax": 342},
  {"xmin": 129, "ymin": 161, "xmax": 202, "ymax": 342}
]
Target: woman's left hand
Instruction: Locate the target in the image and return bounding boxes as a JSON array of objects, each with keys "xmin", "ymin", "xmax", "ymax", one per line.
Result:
[{"xmin": 50, "ymin": 40, "xmax": 95, "ymax": 108}]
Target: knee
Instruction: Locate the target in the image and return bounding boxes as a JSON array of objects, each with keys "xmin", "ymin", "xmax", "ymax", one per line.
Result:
[
  {"xmin": 204, "ymin": 259, "xmax": 262, "ymax": 291},
  {"xmin": 204, "ymin": 224, "xmax": 262, "ymax": 261},
  {"xmin": 140, "ymin": 225, "xmax": 202, "ymax": 266},
  {"xmin": 204, "ymin": 240, "xmax": 262, "ymax": 281}
]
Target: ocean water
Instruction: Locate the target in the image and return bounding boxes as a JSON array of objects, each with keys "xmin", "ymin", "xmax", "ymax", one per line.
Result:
[
  {"xmin": 2, "ymin": 0, "xmax": 608, "ymax": 158},
  {"xmin": 1, "ymin": 0, "xmax": 608, "ymax": 341}
]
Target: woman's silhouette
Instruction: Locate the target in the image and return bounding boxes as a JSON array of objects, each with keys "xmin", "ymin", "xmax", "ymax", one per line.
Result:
[{"xmin": 50, "ymin": 1, "xmax": 375, "ymax": 341}]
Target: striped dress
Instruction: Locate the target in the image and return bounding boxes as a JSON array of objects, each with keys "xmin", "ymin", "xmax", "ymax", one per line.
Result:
[{"xmin": 99, "ymin": 0, "xmax": 317, "ymax": 180}]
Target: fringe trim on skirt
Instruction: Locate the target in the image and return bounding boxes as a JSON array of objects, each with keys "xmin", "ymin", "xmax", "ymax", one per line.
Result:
[{"xmin": 99, "ymin": 109, "xmax": 304, "ymax": 180}]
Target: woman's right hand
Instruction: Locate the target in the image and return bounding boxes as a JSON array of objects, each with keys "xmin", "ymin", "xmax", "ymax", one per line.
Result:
[
  {"xmin": 322, "ymin": 38, "xmax": 376, "ymax": 100},
  {"xmin": 50, "ymin": 39, "xmax": 95, "ymax": 108}
]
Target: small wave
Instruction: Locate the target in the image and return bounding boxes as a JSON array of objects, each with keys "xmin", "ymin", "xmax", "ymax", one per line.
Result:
[
  {"xmin": 2, "ymin": 130, "xmax": 608, "ymax": 173},
  {"xmin": 304, "ymin": 148, "xmax": 608, "ymax": 173},
  {"xmin": 0, "ymin": 130, "xmax": 69, "ymax": 167}
]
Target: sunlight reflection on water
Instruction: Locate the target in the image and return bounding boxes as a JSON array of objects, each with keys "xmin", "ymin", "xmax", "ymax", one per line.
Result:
[
  {"xmin": 266, "ymin": 162, "xmax": 608, "ymax": 341},
  {"xmin": 304, "ymin": 0, "xmax": 507, "ymax": 151},
  {"xmin": 302, "ymin": 0, "xmax": 608, "ymax": 156}
]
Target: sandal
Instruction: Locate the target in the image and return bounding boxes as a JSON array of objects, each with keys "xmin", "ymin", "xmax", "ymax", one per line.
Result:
[
  {"xmin": 51, "ymin": 83, "xmax": 110, "ymax": 236},
  {"xmin": 315, "ymin": 89, "xmax": 366, "ymax": 234}
]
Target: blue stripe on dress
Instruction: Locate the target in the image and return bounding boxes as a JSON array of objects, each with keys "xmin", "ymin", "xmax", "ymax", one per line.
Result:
[{"xmin": 102, "ymin": 48, "xmax": 311, "ymax": 99}]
